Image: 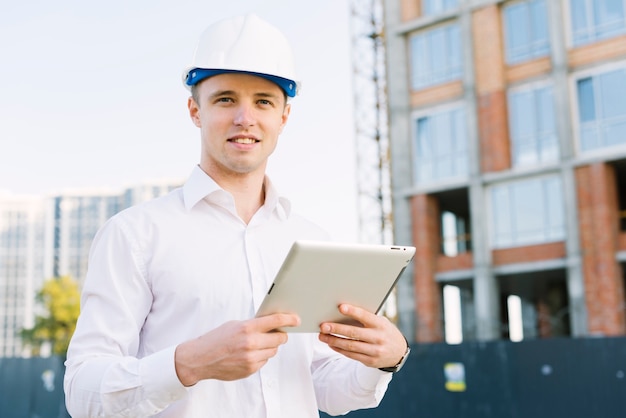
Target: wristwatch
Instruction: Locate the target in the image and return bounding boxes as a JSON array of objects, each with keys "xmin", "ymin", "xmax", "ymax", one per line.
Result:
[{"xmin": 378, "ymin": 337, "xmax": 411, "ymax": 373}]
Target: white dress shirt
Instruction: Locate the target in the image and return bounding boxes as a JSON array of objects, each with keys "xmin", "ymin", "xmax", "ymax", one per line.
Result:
[{"xmin": 64, "ymin": 166, "xmax": 392, "ymax": 418}]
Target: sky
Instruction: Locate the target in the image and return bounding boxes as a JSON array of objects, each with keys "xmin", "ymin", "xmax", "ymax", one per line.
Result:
[{"xmin": 0, "ymin": 0, "xmax": 361, "ymax": 242}]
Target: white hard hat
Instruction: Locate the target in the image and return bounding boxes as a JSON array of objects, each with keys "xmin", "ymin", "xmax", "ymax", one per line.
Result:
[{"xmin": 182, "ymin": 14, "xmax": 300, "ymax": 97}]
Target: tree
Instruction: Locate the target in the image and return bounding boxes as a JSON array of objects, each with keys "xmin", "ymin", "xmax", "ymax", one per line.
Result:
[{"xmin": 21, "ymin": 276, "xmax": 81, "ymax": 356}]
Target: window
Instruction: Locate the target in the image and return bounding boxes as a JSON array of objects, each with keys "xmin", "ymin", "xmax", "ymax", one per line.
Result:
[
  {"xmin": 410, "ymin": 24, "xmax": 462, "ymax": 90},
  {"xmin": 441, "ymin": 210, "xmax": 469, "ymax": 256},
  {"xmin": 503, "ymin": 0, "xmax": 550, "ymax": 64},
  {"xmin": 576, "ymin": 67, "xmax": 626, "ymax": 152},
  {"xmin": 423, "ymin": 0, "xmax": 459, "ymax": 16},
  {"xmin": 508, "ymin": 84, "xmax": 559, "ymax": 166},
  {"xmin": 412, "ymin": 106, "xmax": 468, "ymax": 184},
  {"xmin": 570, "ymin": 0, "xmax": 626, "ymax": 46},
  {"xmin": 490, "ymin": 176, "xmax": 565, "ymax": 248}
]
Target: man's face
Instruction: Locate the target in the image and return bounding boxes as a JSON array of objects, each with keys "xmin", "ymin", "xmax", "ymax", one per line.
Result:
[{"xmin": 188, "ymin": 73, "xmax": 291, "ymax": 181}]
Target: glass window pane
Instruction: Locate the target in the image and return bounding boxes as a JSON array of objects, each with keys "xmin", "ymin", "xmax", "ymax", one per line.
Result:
[
  {"xmin": 492, "ymin": 186, "xmax": 512, "ymax": 246},
  {"xmin": 412, "ymin": 107, "xmax": 468, "ymax": 185},
  {"xmin": 594, "ymin": 0, "xmax": 626, "ymax": 38},
  {"xmin": 605, "ymin": 120, "xmax": 626, "ymax": 146},
  {"xmin": 452, "ymin": 108, "xmax": 465, "ymax": 151},
  {"xmin": 448, "ymin": 25, "xmax": 462, "ymax": 78},
  {"xmin": 572, "ymin": 0, "xmax": 626, "ymax": 45},
  {"xmin": 577, "ymin": 77, "xmax": 596, "ymax": 122},
  {"xmin": 423, "ymin": 0, "xmax": 458, "ymax": 15},
  {"xmin": 411, "ymin": 35, "xmax": 429, "ymax": 89},
  {"xmin": 505, "ymin": 4, "xmax": 528, "ymax": 59},
  {"xmin": 410, "ymin": 24, "xmax": 462, "ymax": 90},
  {"xmin": 599, "ymin": 69, "xmax": 626, "ymax": 118},
  {"xmin": 531, "ymin": 0, "xmax": 549, "ymax": 43},
  {"xmin": 445, "ymin": 0, "xmax": 459, "ymax": 10},
  {"xmin": 416, "ymin": 118, "xmax": 432, "ymax": 158},
  {"xmin": 580, "ymin": 125, "xmax": 599, "ymax": 151},
  {"xmin": 570, "ymin": 0, "xmax": 591, "ymax": 45},
  {"xmin": 544, "ymin": 177, "xmax": 565, "ymax": 239},
  {"xmin": 513, "ymin": 91, "xmax": 536, "ymax": 138},
  {"xmin": 504, "ymin": 0, "xmax": 550, "ymax": 63},
  {"xmin": 536, "ymin": 87, "xmax": 555, "ymax": 133},
  {"xmin": 491, "ymin": 176, "xmax": 565, "ymax": 248},
  {"xmin": 430, "ymin": 29, "xmax": 446, "ymax": 83},
  {"xmin": 512, "ymin": 180, "xmax": 544, "ymax": 242},
  {"xmin": 509, "ymin": 86, "xmax": 559, "ymax": 167}
]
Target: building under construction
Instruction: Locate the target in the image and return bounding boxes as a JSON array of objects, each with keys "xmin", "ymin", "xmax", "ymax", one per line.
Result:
[{"xmin": 359, "ymin": 0, "xmax": 626, "ymax": 344}]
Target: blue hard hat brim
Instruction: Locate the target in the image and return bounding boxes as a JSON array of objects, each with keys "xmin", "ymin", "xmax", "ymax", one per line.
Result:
[{"xmin": 185, "ymin": 68, "xmax": 297, "ymax": 97}]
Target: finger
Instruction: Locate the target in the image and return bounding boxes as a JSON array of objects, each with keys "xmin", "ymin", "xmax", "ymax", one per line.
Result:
[
  {"xmin": 336, "ymin": 304, "xmax": 382, "ymax": 329},
  {"xmin": 320, "ymin": 321, "xmax": 369, "ymax": 342},
  {"xmin": 319, "ymin": 334, "xmax": 383, "ymax": 368},
  {"xmin": 253, "ymin": 313, "xmax": 301, "ymax": 333}
]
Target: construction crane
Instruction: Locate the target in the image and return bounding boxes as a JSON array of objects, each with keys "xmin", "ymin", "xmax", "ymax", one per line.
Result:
[
  {"xmin": 349, "ymin": 0, "xmax": 393, "ymax": 246},
  {"xmin": 349, "ymin": 0, "xmax": 397, "ymax": 319}
]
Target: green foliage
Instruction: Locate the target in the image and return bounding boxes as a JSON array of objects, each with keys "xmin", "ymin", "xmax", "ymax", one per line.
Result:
[{"xmin": 20, "ymin": 276, "xmax": 81, "ymax": 356}]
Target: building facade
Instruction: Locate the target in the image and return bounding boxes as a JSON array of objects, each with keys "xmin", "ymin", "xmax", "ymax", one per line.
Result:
[
  {"xmin": 384, "ymin": 0, "xmax": 626, "ymax": 343},
  {"xmin": 0, "ymin": 180, "xmax": 181, "ymax": 357},
  {"xmin": 0, "ymin": 194, "xmax": 49, "ymax": 357}
]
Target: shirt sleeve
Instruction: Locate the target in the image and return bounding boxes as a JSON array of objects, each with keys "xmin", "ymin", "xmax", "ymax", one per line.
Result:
[
  {"xmin": 310, "ymin": 336, "xmax": 393, "ymax": 416},
  {"xmin": 63, "ymin": 215, "xmax": 187, "ymax": 417}
]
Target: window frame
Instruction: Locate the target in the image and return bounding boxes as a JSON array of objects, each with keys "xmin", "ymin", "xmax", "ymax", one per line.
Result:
[
  {"xmin": 565, "ymin": 0, "xmax": 626, "ymax": 47},
  {"xmin": 507, "ymin": 78, "xmax": 560, "ymax": 168},
  {"xmin": 422, "ymin": 0, "xmax": 460, "ymax": 17},
  {"xmin": 408, "ymin": 21, "xmax": 463, "ymax": 91},
  {"xmin": 486, "ymin": 173, "xmax": 566, "ymax": 249},
  {"xmin": 502, "ymin": 0, "xmax": 551, "ymax": 65},
  {"xmin": 570, "ymin": 59, "xmax": 626, "ymax": 157},
  {"xmin": 410, "ymin": 101, "xmax": 469, "ymax": 187}
]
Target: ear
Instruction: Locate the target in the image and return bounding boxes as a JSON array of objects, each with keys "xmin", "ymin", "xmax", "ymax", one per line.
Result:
[
  {"xmin": 279, "ymin": 103, "xmax": 291, "ymax": 134},
  {"xmin": 188, "ymin": 97, "xmax": 202, "ymax": 128}
]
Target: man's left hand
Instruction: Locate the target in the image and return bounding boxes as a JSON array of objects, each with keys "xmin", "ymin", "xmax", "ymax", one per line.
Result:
[{"xmin": 318, "ymin": 303, "xmax": 408, "ymax": 369}]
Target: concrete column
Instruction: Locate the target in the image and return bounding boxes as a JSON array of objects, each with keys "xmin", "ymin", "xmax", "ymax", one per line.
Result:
[
  {"xmin": 383, "ymin": 0, "xmax": 416, "ymax": 341},
  {"xmin": 547, "ymin": 0, "xmax": 589, "ymax": 336},
  {"xmin": 466, "ymin": 4, "xmax": 501, "ymax": 340}
]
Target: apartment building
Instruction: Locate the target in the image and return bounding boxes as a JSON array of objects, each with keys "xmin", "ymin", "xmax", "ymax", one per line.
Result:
[
  {"xmin": 383, "ymin": 0, "xmax": 626, "ymax": 343},
  {"xmin": 0, "ymin": 194, "xmax": 50, "ymax": 356},
  {"xmin": 0, "ymin": 180, "xmax": 181, "ymax": 357}
]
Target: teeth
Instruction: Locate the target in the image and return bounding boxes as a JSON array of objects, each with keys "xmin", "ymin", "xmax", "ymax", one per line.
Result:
[{"xmin": 232, "ymin": 138, "xmax": 256, "ymax": 144}]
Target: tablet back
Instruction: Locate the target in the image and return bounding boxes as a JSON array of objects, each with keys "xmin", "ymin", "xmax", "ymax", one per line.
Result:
[{"xmin": 255, "ymin": 240, "xmax": 416, "ymax": 332}]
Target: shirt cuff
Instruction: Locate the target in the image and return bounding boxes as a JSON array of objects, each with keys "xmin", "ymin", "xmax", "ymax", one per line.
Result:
[
  {"xmin": 139, "ymin": 345, "xmax": 188, "ymax": 405},
  {"xmin": 355, "ymin": 363, "xmax": 393, "ymax": 390}
]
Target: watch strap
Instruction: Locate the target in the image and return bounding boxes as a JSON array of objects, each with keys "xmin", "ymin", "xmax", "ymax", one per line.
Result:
[{"xmin": 378, "ymin": 336, "xmax": 410, "ymax": 373}]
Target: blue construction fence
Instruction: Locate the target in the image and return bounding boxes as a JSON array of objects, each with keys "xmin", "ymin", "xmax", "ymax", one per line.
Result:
[
  {"xmin": 2, "ymin": 337, "xmax": 626, "ymax": 417},
  {"xmin": 322, "ymin": 336, "xmax": 626, "ymax": 418}
]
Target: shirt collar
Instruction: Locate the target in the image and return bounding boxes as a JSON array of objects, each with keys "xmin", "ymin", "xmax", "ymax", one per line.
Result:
[{"xmin": 182, "ymin": 165, "xmax": 291, "ymax": 220}]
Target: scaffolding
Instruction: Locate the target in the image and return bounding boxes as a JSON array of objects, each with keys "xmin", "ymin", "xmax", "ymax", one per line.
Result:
[{"xmin": 349, "ymin": 0, "xmax": 393, "ymax": 246}]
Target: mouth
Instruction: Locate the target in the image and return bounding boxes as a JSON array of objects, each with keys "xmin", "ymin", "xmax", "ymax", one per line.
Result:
[{"xmin": 229, "ymin": 137, "xmax": 260, "ymax": 144}]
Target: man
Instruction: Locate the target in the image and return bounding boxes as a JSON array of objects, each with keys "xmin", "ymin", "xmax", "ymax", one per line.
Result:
[{"xmin": 64, "ymin": 14, "xmax": 410, "ymax": 417}]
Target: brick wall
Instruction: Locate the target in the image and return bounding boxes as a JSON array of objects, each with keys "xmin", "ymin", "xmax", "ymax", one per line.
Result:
[
  {"xmin": 576, "ymin": 163, "xmax": 626, "ymax": 335},
  {"xmin": 472, "ymin": 5, "xmax": 511, "ymax": 173},
  {"xmin": 492, "ymin": 242, "xmax": 566, "ymax": 266},
  {"xmin": 410, "ymin": 194, "xmax": 444, "ymax": 342}
]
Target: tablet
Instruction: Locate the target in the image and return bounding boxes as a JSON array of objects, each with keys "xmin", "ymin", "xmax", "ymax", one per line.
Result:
[{"xmin": 255, "ymin": 240, "xmax": 416, "ymax": 332}]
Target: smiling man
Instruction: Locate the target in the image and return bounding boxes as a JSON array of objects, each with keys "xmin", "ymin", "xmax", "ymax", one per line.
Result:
[{"xmin": 63, "ymin": 14, "xmax": 410, "ymax": 418}]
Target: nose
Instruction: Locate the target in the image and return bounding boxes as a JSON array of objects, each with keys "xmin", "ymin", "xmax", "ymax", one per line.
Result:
[{"xmin": 233, "ymin": 102, "xmax": 256, "ymax": 128}]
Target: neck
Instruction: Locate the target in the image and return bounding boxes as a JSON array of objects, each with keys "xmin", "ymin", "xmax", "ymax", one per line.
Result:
[{"xmin": 199, "ymin": 165, "xmax": 266, "ymax": 224}]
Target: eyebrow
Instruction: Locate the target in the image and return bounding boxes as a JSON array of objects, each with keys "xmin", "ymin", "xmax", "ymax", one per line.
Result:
[{"xmin": 208, "ymin": 90, "xmax": 282, "ymax": 102}]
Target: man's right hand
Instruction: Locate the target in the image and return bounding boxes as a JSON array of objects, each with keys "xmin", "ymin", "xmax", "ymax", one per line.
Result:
[{"xmin": 174, "ymin": 313, "xmax": 300, "ymax": 386}]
